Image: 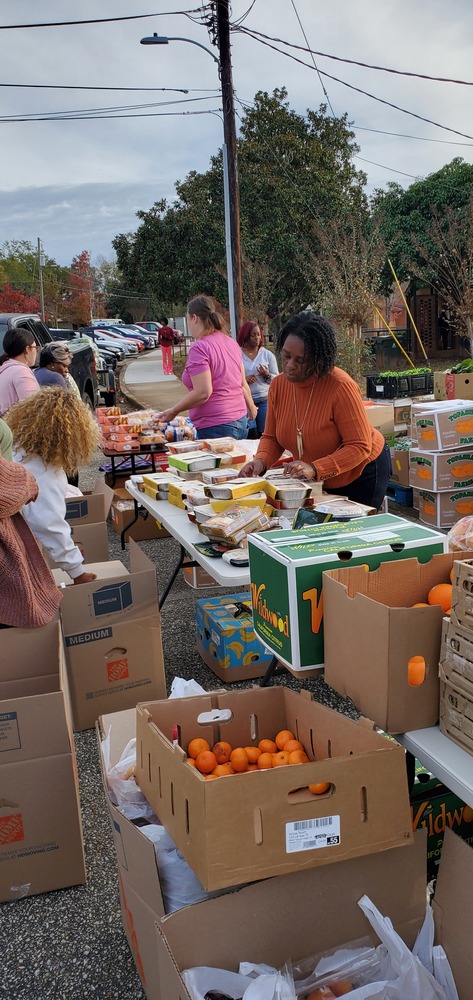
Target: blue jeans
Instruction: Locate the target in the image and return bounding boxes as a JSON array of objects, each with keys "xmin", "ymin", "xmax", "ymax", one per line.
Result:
[
  {"xmin": 254, "ymin": 398, "xmax": 268, "ymax": 437},
  {"xmin": 196, "ymin": 416, "xmax": 249, "ymax": 440},
  {"xmin": 324, "ymin": 442, "xmax": 392, "ymax": 510}
]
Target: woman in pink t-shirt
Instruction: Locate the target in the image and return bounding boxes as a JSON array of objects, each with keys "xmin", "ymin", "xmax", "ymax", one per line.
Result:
[
  {"xmin": 0, "ymin": 328, "xmax": 39, "ymax": 417},
  {"xmin": 157, "ymin": 296, "xmax": 256, "ymax": 439}
]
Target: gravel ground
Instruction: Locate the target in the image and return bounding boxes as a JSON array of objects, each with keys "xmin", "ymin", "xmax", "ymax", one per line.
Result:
[{"xmin": 0, "ymin": 446, "xmax": 365, "ymax": 1000}]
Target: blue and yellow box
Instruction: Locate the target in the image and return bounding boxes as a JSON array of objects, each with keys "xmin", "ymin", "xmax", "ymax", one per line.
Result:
[{"xmin": 195, "ymin": 592, "xmax": 273, "ymax": 682}]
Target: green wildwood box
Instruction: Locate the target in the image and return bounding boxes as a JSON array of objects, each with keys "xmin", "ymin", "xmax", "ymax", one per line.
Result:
[
  {"xmin": 411, "ymin": 762, "xmax": 473, "ymax": 882},
  {"xmin": 247, "ymin": 513, "xmax": 445, "ymax": 672}
]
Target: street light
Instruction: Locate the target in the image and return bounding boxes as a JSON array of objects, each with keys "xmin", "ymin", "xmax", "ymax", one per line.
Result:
[{"xmin": 140, "ymin": 32, "xmax": 239, "ymax": 340}]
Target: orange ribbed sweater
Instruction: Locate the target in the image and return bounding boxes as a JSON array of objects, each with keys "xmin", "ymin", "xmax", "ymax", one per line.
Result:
[{"xmin": 256, "ymin": 367, "xmax": 385, "ymax": 487}]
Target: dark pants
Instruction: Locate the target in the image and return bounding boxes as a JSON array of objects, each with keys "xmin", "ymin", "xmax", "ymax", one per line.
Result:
[{"xmin": 325, "ymin": 443, "xmax": 392, "ymax": 510}]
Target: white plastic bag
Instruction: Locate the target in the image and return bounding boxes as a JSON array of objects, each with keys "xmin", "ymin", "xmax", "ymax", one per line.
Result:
[
  {"xmin": 169, "ymin": 676, "xmax": 207, "ymax": 698},
  {"xmin": 101, "ymin": 730, "xmax": 156, "ymax": 821},
  {"xmin": 182, "ymin": 966, "xmax": 253, "ymax": 1000},
  {"xmin": 140, "ymin": 824, "xmax": 212, "ymax": 912}
]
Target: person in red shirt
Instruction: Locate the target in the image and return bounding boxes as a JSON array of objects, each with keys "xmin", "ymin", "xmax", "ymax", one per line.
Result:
[
  {"xmin": 240, "ymin": 311, "xmax": 391, "ymax": 509},
  {"xmin": 158, "ymin": 317, "xmax": 175, "ymax": 375}
]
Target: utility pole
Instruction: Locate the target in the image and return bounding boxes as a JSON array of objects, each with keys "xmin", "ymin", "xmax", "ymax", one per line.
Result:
[
  {"xmin": 37, "ymin": 237, "xmax": 45, "ymax": 321},
  {"xmin": 215, "ymin": 0, "xmax": 243, "ymax": 335}
]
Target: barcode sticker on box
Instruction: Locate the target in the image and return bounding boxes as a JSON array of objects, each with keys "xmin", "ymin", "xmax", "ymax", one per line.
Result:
[{"xmin": 285, "ymin": 815, "xmax": 340, "ymax": 853}]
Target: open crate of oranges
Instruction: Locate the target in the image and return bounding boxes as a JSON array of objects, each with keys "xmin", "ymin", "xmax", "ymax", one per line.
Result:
[{"xmin": 135, "ymin": 687, "xmax": 413, "ymax": 891}]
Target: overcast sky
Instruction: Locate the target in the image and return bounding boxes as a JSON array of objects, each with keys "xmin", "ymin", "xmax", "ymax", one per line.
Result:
[{"xmin": 1, "ymin": 0, "xmax": 472, "ymax": 267}]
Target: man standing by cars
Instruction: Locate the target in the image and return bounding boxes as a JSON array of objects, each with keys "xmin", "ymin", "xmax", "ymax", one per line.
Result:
[{"xmin": 158, "ymin": 317, "xmax": 177, "ymax": 375}]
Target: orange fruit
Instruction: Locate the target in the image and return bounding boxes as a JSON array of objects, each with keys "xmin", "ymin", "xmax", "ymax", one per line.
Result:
[
  {"xmin": 195, "ymin": 749, "xmax": 217, "ymax": 774},
  {"xmin": 257, "ymin": 752, "xmax": 274, "ymax": 769},
  {"xmin": 330, "ymin": 981, "xmax": 354, "ymax": 996},
  {"xmin": 288, "ymin": 749, "xmax": 309, "ymax": 764},
  {"xmin": 411, "ymin": 602, "xmax": 429, "ymax": 608},
  {"xmin": 450, "ymin": 567, "xmax": 455, "ymax": 583},
  {"xmin": 247, "ymin": 763, "xmax": 258, "ymax": 770},
  {"xmin": 427, "ymin": 583, "xmax": 452, "ymax": 613},
  {"xmin": 308, "ymin": 782, "xmax": 331, "ymax": 795},
  {"xmin": 408, "ymin": 655, "xmax": 426, "ymax": 687},
  {"xmin": 186, "ymin": 757, "xmax": 197, "ymax": 768},
  {"xmin": 212, "ymin": 740, "xmax": 232, "ymax": 765},
  {"xmin": 275, "ymin": 729, "xmax": 295, "ymax": 750},
  {"xmin": 212, "ymin": 763, "xmax": 234, "ymax": 777},
  {"xmin": 284, "ymin": 739, "xmax": 304, "ymax": 754},
  {"xmin": 187, "ymin": 737, "xmax": 210, "ymax": 759},
  {"xmin": 230, "ymin": 747, "xmax": 249, "ymax": 773},
  {"xmin": 272, "ymin": 750, "xmax": 290, "ymax": 766},
  {"xmin": 205, "ymin": 773, "xmax": 219, "ymax": 780},
  {"xmin": 244, "ymin": 746, "xmax": 261, "ymax": 764},
  {"xmin": 258, "ymin": 738, "xmax": 277, "ymax": 754}
]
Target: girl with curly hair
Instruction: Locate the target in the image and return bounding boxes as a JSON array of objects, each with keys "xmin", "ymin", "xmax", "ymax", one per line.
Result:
[
  {"xmin": 6, "ymin": 387, "xmax": 100, "ymax": 584},
  {"xmin": 240, "ymin": 311, "xmax": 390, "ymax": 509}
]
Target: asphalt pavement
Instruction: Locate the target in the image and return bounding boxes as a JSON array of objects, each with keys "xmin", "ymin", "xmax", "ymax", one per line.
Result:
[{"xmin": 120, "ymin": 347, "xmax": 185, "ymax": 413}]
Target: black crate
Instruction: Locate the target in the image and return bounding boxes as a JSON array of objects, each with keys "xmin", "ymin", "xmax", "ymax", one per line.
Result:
[{"xmin": 366, "ymin": 375, "xmax": 410, "ymax": 400}]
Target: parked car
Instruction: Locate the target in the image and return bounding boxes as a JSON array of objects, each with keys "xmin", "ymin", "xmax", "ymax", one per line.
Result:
[
  {"xmin": 0, "ymin": 313, "xmax": 98, "ymax": 409},
  {"xmin": 112, "ymin": 324, "xmax": 158, "ymax": 349},
  {"xmin": 135, "ymin": 321, "xmax": 162, "ymax": 334},
  {"xmin": 93, "ymin": 325, "xmax": 145, "ymax": 352},
  {"xmin": 50, "ymin": 328, "xmax": 117, "ymax": 405},
  {"xmin": 82, "ymin": 327, "xmax": 138, "ymax": 357}
]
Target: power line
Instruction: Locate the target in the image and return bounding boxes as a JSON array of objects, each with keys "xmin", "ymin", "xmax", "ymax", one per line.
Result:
[
  {"xmin": 0, "ymin": 109, "xmax": 221, "ymax": 123},
  {"xmin": 352, "ymin": 124, "xmax": 473, "ymax": 148},
  {"xmin": 355, "ymin": 156, "xmax": 422, "ymax": 180},
  {"xmin": 0, "ymin": 8, "xmax": 208, "ymax": 30},
  {"xmin": 0, "ymin": 95, "xmax": 221, "ymax": 122},
  {"xmin": 0, "ymin": 83, "xmax": 220, "ymax": 94},
  {"xmin": 234, "ymin": 25, "xmax": 473, "ymax": 87},
  {"xmin": 236, "ymin": 29, "xmax": 473, "ymax": 142},
  {"xmin": 289, "ymin": 0, "xmax": 336, "ymax": 117}
]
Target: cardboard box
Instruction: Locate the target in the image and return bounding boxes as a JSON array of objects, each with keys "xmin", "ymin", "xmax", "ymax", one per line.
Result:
[
  {"xmin": 153, "ymin": 829, "xmax": 473, "ymax": 1000},
  {"xmin": 110, "ymin": 489, "xmax": 170, "ymax": 542},
  {"xmin": 54, "ymin": 541, "xmax": 166, "ymax": 730},
  {"xmin": 410, "ymin": 397, "xmax": 473, "ymax": 444},
  {"xmin": 440, "ymin": 615, "xmax": 473, "ymax": 697},
  {"xmin": 0, "ymin": 622, "xmax": 86, "ymax": 901},
  {"xmin": 451, "ymin": 559, "xmax": 473, "ymax": 631},
  {"xmin": 323, "ymin": 552, "xmax": 473, "ymax": 734},
  {"xmin": 393, "ymin": 397, "xmax": 412, "ymax": 426},
  {"xmin": 414, "ymin": 402, "xmax": 473, "ymax": 451},
  {"xmin": 136, "ymin": 686, "xmax": 413, "ymax": 891},
  {"xmin": 410, "ymin": 763, "xmax": 473, "ymax": 881},
  {"xmin": 409, "ymin": 447, "xmax": 473, "ymax": 491},
  {"xmin": 363, "ymin": 400, "xmax": 395, "ymax": 445},
  {"xmin": 440, "ymin": 665, "xmax": 473, "ymax": 755},
  {"xmin": 390, "ymin": 449, "xmax": 410, "ymax": 486},
  {"xmin": 183, "ymin": 565, "xmax": 217, "ymax": 589},
  {"xmin": 434, "ymin": 371, "xmax": 473, "ymax": 401},
  {"xmin": 412, "ymin": 486, "xmax": 420, "ymax": 510},
  {"xmin": 417, "ymin": 487, "xmax": 473, "ymax": 528},
  {"xmin": 248, "ymin": 513, "xmax": 445, "ymax": 672},
  {"xmin": 44, "ymin": 478, "xmax": 114, "ymax": 568},
  {"xmin": 195, "ymin": 593, "xmax": 273, "ymax": 681}
]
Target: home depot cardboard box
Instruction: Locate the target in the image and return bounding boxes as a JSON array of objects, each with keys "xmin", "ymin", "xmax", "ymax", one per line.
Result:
[
  {"xmin": 409, "ymin": 447, "xmax": 473, "ymax": 491},
  {"xmin": 135, "ymin": 686, "xmax": 413, "ymax": 892},
  {"xmin": 110, "ymin": 488, "xmax": 170, "ymax": 542},
  {"xmin": 0, "ymin": 622, "xmax": 86, "ymax": 901},
  {"xmin": 417, "ymin": 487, "xmax": 473, "ymax": 528},
  {"xmin": 434, "ymin": 370, "xmax": 473, "ymax": 401},
  {"xmin": 323, "ymin": 551, "xmax": 473, "ymax": 734},
  {"xmin": 153, "ymin": 830, "xmax": 473, "ymax": 1000},
  {"xmin": 43, "ymin": 478, "xmax": 113, "ymax": 569},
  {"xmin": 247, "ymin": 513, "xmax": 445, "ymax": 672},
  {"xmin": 195, "ymin": 592, "xmax": 272, "ymax": 682},
  {"xmin": 53, "ymin": 540, "xmax": 166, "ymax": 730}
]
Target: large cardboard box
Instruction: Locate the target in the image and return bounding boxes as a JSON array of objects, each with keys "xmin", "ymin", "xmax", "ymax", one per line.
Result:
[
  {"xmin": 323, "ymin": 552, "xmax": 473, "ymax": 734},
  {"xmin": 66, "ymin": 478, "xmax": 113, "ymax": 563},
  {"xmin": 54, "ymin": 541, "xmax": 166, "ymax": 730},
  {"xmin": 450, "ymin": 558, "xmax": 473, "ymax": 631},
  {"xmin": 439, "ymin": 666, "xmax": 473, "ymax": 755},
  {"xmin": 247, "ymin": 513, "xmax": 445, "ymax": 672},
  {"xmin": 410, "ymin": 763, "xmax": 473, "ymax": 882},
  {"xmin": 390, "ymin": 448, "xmax": 410, "ymax": 486},
  {"xmin": 153, "ymin": 830, "xmax": 473, "ymax": 1000},
  {"xmin": 110, "ymin": 488, "xmax": 170, "ymax": 542},
  {"xmin": 0, "ymin": 622, "xmax": 86, "ymax": 901},
  {"xmin": 410, "ymin": 397, "xmax": 473, "ymax": 444},
  {"xmin": 414, "ymin": 402, "xmax": 473, "ymax": 451},
  {"xmin": 418, "ymin": 487, "xmax": 473, "ymax": 528},
  {"xmin": 195, "ymin": 592, "xmax": 273, "ymax": 681},
  {"xmin": 409, "ymin": 447, "xmax": 473, "ymax": 491},
  {"xmin": 362, "ymin": 400, "xmax": 395, "ymax": 445},
  {"xmin": 434, "ymin": 371, "xmax": 473, "ymax": 401},
  {"xmin": 136, "ymin": 686, "xmax": 413, "ymax": 892}
]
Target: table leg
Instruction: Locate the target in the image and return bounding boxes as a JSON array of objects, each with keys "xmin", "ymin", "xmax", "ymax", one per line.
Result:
[
  {"xmin": 259, "ymin": 655, "xmax": 288, "ymax": 687},
  {"xmin": 159, "ymin": 544, "xmax": 198, "ymax": 610},
  {"xmin": 405, "ymin": 749, "xmax": 416, "ymax": 794},
  {"xmin": 120, "ymin": 497, "xmax": 145, "ymax": 550},
  {"xmin": 110, "ymin": 455, "xmax": 117, "ymax": 488}
]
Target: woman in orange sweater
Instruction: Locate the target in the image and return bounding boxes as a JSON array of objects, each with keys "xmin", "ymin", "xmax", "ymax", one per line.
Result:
[{"xmin": 240, "ymin": 312, "xmax": 390, "ymax": 509}]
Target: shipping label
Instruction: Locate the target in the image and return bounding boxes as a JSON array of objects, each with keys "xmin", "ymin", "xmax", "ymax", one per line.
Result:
[{"xmin": 286, "ymin": 815, "xmax": 340, "ymax": 853}]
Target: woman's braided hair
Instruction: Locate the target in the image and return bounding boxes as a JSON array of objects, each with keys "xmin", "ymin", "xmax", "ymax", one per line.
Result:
[{"xmin": 276, "ymin": 311, "xmax": 337, "ymax": 378}]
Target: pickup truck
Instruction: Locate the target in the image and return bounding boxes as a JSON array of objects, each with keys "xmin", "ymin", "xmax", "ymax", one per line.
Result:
[{"xmin": 0, "ymin": 313, "xmax": 99, "ymax": 409}]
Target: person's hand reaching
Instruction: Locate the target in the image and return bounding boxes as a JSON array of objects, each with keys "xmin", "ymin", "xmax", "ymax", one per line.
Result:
[
  {"xmin": 239, "ymin": 458, "xmax": 266, "ymax": 478},
  {"xmin": 283, "ymin": 460, "xmax": 316, "ymax": 480},
  {"xmin": 73, "ymin": 571, "xmax": 97, "ymax": 585}
]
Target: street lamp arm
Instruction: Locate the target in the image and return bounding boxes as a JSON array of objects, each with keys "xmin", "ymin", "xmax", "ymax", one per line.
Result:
[{"xmin": 140, "ymin": 34, "xmax": 219, "ymax": 66}]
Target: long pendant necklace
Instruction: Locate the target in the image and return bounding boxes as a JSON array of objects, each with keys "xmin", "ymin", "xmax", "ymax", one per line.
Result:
[{"xmin": 293, "ymin": 381, "xmax": 316, "ymax": 459}]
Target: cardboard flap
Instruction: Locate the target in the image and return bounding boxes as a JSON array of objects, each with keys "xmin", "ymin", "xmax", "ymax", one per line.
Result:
[
  {"xmin": 158, "ymin": 831, "xmax": 427, "ymax": 974},
  {"xmin": 433, "ymin": 828, "xmax": 473, "ymax": 999},
  {"xmin": 325, "ymin": 551, "xmax": 473, "ymax": 607},
  {"xmin": 128, "ymin": 537, "xmax": 158, "ymax": 574}
]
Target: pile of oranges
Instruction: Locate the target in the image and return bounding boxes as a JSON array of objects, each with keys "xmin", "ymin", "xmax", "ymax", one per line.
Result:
[
  {"xmin": 186, "ymin": 729, "xmax": 330, "ymax": 794},
  {"xmin": 411, "ymin": 568, "xmax": 455, "ymax": 614}
]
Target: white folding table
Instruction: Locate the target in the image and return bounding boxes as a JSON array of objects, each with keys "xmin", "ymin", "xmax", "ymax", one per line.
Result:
[{"xmin": 397, "ymin": 727, "xmax": 473, "ymax": 809}]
